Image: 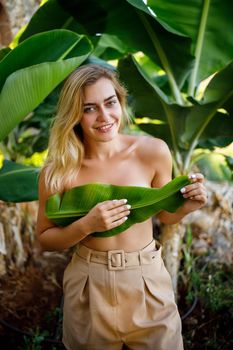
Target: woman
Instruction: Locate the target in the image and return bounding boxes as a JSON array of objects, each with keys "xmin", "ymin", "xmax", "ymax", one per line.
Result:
[{"xmin": 36, "ymin": 64, "xmax": 207, "ymax": 350}]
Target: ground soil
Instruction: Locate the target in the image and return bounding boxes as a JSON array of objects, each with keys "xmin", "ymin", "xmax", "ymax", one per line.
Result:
[{"xmin": 0, "ymin": 251, "xmax": 69, "ymax": 349}]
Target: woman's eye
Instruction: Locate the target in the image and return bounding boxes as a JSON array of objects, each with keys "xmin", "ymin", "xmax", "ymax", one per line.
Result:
[
  {"xmin": 107, "ymin": 100, "xmax": 117, "ymax": 107},
  {"xmin": 84, "ymin": 106, "xmax": 96, "ymax": 113}
]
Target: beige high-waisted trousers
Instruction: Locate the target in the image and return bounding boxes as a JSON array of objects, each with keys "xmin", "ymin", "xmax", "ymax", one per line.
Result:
[{"xmin": 62, "ymin": 240, "xmax": 183, "ymax": 350}]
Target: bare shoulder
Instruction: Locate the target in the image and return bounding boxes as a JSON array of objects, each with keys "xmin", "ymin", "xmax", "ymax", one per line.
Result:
[
  {"xmin": 129, "ymin": 135, "xmax": 172, "ymax": 187},
  {"xmin": 134, "ymin": 135, "xmax": 171, "ymax": 161}
]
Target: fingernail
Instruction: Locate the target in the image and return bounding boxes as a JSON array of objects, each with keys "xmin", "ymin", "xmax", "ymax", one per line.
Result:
[
  {"xmin": 180, "ymin": 187, "xmax": 186, "ymax": 193},
  {"xmin": 124, "ymin": 216, "xmax": 128, "ymax": 221},
  {"xmin": 126, "ymin": 204, "xmax": 131, "ymax": 209},
  {"xmin": 123, "ymin": 199, "xmax": 127, "ymax": 203},
  {"xmin": 189, "ymin": 174, "xmax": 196, "ymax": 179},
  {"xmin": 112, "ymin": 199, "xmax": 118, "ymax": 203}
]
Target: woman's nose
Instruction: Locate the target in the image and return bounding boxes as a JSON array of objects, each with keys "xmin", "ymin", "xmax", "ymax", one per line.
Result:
[{"xmin": 97, "ymin": 107, "xmax": 110, "ymax": 121}]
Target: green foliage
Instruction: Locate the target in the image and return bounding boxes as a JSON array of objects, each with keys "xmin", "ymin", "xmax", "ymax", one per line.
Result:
[
  {"xmin": 0, "ymin": 29, "xmax": 92, "ymax": 141},
  {"xmin": 1, "ymin": 86, "xmax": 60, "ymax": 160},
  {"xmin": 180, "ymin": 227, "xmax": 233, "ymax": 313},
  {"xmin": 199, "ymin": 265, "xmax": 233, "ymax": 312},
  {"xmin": 0, "ymin": 160, "xmax": 39, "ymax": 202},
  {"xmin": 21, "ymin": 328, "xmax": 49, "ymax": 350},
  {"xmin": 0, "ymin": 0, "xmax": 232, "ymax": 201},
  {"xmin": 19, "ymin": 306, "xmax": 63, "ymax": 350},
  {"xmin": 180, "ymin": 225, "xmax": 198, "ymax": 304},
  {"xmin": 196, "ymin": 152, "xmax": 233, "ymax": 183}
]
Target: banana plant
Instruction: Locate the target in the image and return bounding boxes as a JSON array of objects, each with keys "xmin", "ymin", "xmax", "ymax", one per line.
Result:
[
  {"xmin": 1, "ymin": 0, "xmax": 233, "ymax": 203},
  {"xmin": 116, "ymin": 0, "xmax": 233, "ymax": 175},
  {"xmin": 21, "ymin": 0, "xmax": 233, "ymax": 176},
  {"xmin": 6, "ymin": 0, "xmax": 231, "ymax": 291},
  {"xmin": 1, "ymin": 86, "xmax": 60, "ymax": 161},
  {"xmin": 0, "ymin": 160, "xmax": 39, "ymax": 202},
  {"xmin": 118, "ymin": 56, "xmax": 233, "ymax": 175},
  {"xmin": 0, "ymin": 29, "xmax": 93, "ymax": 141},
  {"xmin": 0, "ymin": 29, "xmax": 93, "ymax": 201}
]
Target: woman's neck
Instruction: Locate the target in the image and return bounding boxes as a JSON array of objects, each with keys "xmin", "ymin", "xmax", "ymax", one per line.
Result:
[{"xmin": 83, "ymin": 134, "xmax": 124, "ymax": 160}]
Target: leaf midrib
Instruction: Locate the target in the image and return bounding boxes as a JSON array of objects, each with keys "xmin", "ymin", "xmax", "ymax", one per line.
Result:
[{"xmin": 47, "ymin": 181, "xmax": 188, "ymax": 219}]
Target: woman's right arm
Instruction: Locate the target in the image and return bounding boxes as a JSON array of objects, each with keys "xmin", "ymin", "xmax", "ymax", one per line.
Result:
[{"xmin": 36, "ymin": 172, "xmax": 130, "ymax": 251}]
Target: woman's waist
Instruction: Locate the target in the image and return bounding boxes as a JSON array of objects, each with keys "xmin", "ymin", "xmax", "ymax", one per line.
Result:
[{"xmin": 81, "ymin": 220, "xmax": 153, "ymax": 252}]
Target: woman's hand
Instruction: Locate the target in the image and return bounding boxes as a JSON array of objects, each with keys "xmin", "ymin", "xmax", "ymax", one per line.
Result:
[
  {"xmin": 83, "ymin": 199, "xmax": 131, "ymax": 233},
  {"xmin": 180, "ymin": 173, "xmax": 207, "ymax": 214}
]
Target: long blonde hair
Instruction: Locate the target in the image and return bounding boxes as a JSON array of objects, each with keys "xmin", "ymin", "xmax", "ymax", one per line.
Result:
[{"xmin": 43, "ymin": 64, "xmax": 130, "ymax": 194}]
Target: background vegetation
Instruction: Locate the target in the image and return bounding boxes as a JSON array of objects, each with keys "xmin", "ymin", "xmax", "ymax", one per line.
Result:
[{"xmin": 0, "ymin": 1, "xmax": 232, "ymax": 349}]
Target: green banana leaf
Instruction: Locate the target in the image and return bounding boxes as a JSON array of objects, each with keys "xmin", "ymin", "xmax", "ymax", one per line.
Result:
[
  {"xmin": 22, "ymin": 0, "xmax": 194, "ymax": 91},
  {"xmin": 146, "ymin": 0, "xmax": 233, "ymax": 88},
  {"xmin": 0, "ymin": 160, "xmax": 39, "ymax": 202},
  {"xmin": 196, "ymin": 153, "xmax": 233, "ymax": 183},
  {"xmin": 19, "ymin": 0, "xmax": 101, "ymax": 42},
  {"xmin": 45, "ymin": 175, "xmax": 190, "ymax": 237},
  {"xmin": 118, "ymin": 56, "xmax": 233, "ymax": 153},
  {"xmin": 0, "ymin": 29, "xmax": 93, "ymax": 141},
  {"xmin": 181, "ymin": 61, "xmax": 233, "ymax": 149}
]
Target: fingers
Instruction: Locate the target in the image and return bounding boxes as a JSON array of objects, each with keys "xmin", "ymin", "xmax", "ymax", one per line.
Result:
[
  {"xmin": 109, "ymin": 215, "xmax": 129, "ymax": 229},
  {"xmin": 105, "ymin": 199, "xmax": 131, "ymax": 227},
  {"xmin": 180, "ymin": 173, "xmax": 207, "ymax": 204},
  {"xmin": 181, "ymin": 183, "xmax": 206, "ymax": 197},
  {"xmin": 109, "ymin": 202, "xmax": 131, "ymax": 217},
  {"xmin": 188, "ymin": 173, "xmax": 204, "ymax": 183},
  {"xmin": 99, "ymin": 199, "xmax": 130, "ymax": 216},
  {"xmin": 93, "ymin": 198, "xmax": 131, "ymax": 231}
]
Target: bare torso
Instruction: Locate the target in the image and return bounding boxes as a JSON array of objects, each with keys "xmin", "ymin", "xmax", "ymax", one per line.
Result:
[
  {"xmin": 37, "ymin": 75, "xmax": 205, "ymax": 254},
  {"xmin": 68, "ymin": 134, "xmax": 155, "ymax": 252}
]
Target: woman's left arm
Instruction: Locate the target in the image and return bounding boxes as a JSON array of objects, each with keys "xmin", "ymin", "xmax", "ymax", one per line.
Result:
[{"xmin": 148, "ymin": 138, "xmax": 207, "ymax": 224}]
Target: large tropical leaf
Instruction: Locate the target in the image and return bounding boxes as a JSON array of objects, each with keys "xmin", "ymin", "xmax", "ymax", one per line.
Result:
[
  {"xmin": 118, "ymin": 55, "xmax": 188, "ymax": 151},
  {"xmin": 45, "ymin": 175, "xmax": 190, "ymax": 237},
  {"xmin": 19, "ymin": 0, "xmax": 88, "ymax": 42},
  {"xmin": 146, "ymin": 0, "xmax": 233, "ymax": 91},
  {"xmin": 0, "ymin": 47, "xmax": 11, "ymax": 61},
  {"xmin": 22, "ymin": 0, "xmax": 194, "ymax": 98},
  {"xmin": 119, "ymin": 55, "xmax": 233, "ymax": 154},
  {"xmin": 0, "ymin": 30, "xmax": 90, "ymax": 91},
  {"xmin": 0, "ymin": 160, "xmax": 39, "ymax": 202},
  {"xmin": 0, "ymin": 59, "xmax": 83, "ymax": 142},
  {"xmin": 182, "ymin": 61, "xmax": 233, "ymax": 145},
  {"xmin": 118, "ymin": 55, "xmax": 166, "ymax": 119},
  {"xmin": 0, "ymin": 30, "xmax": 92, "ymax": 141},
  {"xmin": 102, "ymin": 0, "xmax": 194, "ymax": 91},
  {"xmin": 196, "ymin": 153, "xmax": 233, "ymax": 183}
]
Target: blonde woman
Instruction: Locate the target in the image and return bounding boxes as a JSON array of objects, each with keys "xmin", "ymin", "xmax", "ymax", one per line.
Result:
[{"xmin": 36, "ymin": 64, "xmax": 207, "ymax": 350}]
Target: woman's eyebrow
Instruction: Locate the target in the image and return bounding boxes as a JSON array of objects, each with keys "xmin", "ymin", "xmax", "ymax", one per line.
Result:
[{"xmin": 84, "ymin": 95, "xmax": 117, "ymax": 106}]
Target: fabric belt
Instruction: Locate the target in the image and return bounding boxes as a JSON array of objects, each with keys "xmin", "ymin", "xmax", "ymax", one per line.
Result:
[{"xmin": 76, "ymin": 240, "xmax": 161, "ymax": 271}]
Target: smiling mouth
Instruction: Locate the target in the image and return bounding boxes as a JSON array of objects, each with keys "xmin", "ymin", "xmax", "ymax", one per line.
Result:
[{"xmin": 95, "ymin": 123, "xmax": 114, "ymax": 132}]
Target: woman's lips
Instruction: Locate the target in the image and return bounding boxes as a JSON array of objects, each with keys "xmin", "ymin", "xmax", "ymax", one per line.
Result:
[{"xmin": 95, "ymin": 123, "xmax": 114, "ymax": 133}]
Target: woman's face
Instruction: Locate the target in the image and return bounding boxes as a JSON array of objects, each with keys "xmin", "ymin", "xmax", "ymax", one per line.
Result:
[{"xmin": 79, "ymin": 78, "xmax": 123, "ymax": 143}]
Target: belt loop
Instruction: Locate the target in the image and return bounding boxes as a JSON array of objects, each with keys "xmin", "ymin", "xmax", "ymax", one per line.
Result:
[
  {"xmin": 86, "ymin": 248, "xmax": 92, "ymax": 263},
  {"xmin": 77, "ymin": 244, "xmax": 92, "ymax": 263}
]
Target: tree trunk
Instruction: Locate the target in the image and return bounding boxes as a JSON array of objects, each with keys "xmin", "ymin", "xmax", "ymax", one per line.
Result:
[
  {"xmin": 160, "ymin": 222, "xmax": 186, "ymax": 297},
  {"xmin": 0, "ymin": 200, "xmax": 38, "ymax": 276},
  {"xmin": 4, "ymin": 0, "xmax": 39, "ymax": 40}
]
